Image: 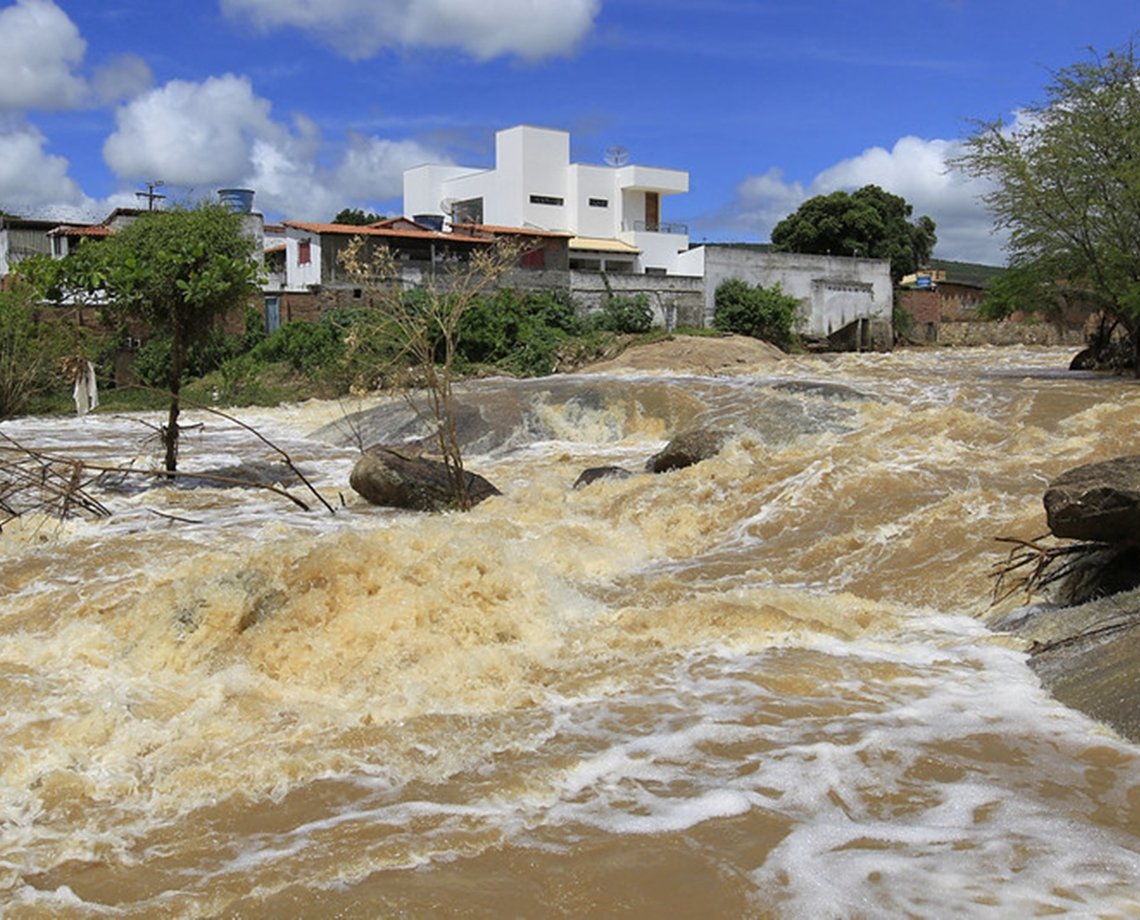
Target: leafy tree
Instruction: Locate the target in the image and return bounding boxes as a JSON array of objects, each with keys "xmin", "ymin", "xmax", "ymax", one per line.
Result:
[
  {"xmin": 771, "ymin": 185, "xmax": 937, "ymax": 283},
  {"xmin": 333, "ymin": 208, "xmax": 384, "ymax": 226},
  {"xmin": 96, "ymin": 202, "xmax": 261, "ymax": 470},
  {"xmin": 712, "ymin": 278, "xmax": 801, "ymax": 349},
  {"xmin": 955, "ymin": 41, "xmax": 1140, "ymax": 373},
  {"xmin": 0, "ymin": 278, "xmax": 70, "ymax": 418}
]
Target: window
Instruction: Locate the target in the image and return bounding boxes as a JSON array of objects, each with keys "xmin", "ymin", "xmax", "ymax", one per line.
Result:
[
  {"xmin": 297, "ymin": 238, "xmax": 311, "ymax": 265},
  {"xmin": 529, "ymin": 194, "xmax": 564, "ymax": 206},
  {"xmin": 588, "ymin": 197, "xmax": 609, "ymax": 208}
]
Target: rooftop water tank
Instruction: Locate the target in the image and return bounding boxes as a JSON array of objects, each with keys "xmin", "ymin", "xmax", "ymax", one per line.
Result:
[{"xmin": 218, "ymin": 188, "xmax": 255, "ymax": 213}]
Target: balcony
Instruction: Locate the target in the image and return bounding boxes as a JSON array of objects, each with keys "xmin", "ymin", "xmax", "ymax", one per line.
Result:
[{"xmin": 632, "ymin": 220, "xmax": 688, "ymax": 235}]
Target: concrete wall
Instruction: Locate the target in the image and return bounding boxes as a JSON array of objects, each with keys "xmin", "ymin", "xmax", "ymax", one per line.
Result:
[{"xmin": 695, "ymin": 246, "xmax": 893, "ymax": 337}]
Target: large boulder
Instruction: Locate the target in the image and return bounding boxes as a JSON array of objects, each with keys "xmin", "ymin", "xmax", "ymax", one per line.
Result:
[
  {"xmin": 350, "ymin": 446, "xmax": 500, "ymax": 512},
  {"xmin": 1044, "ymin": 455, "xmax": 1140, "ymax": 544},
  {"xmin": 645, "ymin": 427, "xmax": 728, "ymax": 473}
]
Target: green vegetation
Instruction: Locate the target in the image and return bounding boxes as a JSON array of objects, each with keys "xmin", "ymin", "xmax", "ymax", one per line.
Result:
[
  {"xmin": 0, "ymin": 279, "xmax": 71, "ymax": 418},
  {"xmin": 93, "ymin": 202, "xmax": 262, "ymax": 469},
  {"xmin": 332, "ymin": 208, "xmax": 384, "ymax": 225},
  {"xmin": 771, "ymin": 184, "xmax": 937, "ymax": 283},
  {"xmin": 712, "ymin": 278, "xmax": 801, "ymax": 349},
  {"xmin": 955, "ymin": 41, "xmax": 1140, "ymax": 373}
]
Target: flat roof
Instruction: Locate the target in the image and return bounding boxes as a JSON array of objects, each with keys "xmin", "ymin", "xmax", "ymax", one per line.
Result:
[{"xmin": 569, "ymin": 236, "xmax": 640, "ymax": 254}]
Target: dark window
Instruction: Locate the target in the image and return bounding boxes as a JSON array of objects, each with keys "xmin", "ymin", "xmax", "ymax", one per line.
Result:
[
  {"xmin": 588, "ymin": 197, "xmax": 608, "ymax": 208},
  {"xmin": 529, "ymin": 194, "xmax": 564, "ymax": 206},
  {"xmin": 297, "ymin": 239, "xmax": 311, "ymax": 265}
]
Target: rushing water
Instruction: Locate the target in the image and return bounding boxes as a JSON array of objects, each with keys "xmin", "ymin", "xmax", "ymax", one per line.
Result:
[{"xmin": 2, "ymin": 346, "xmax": 1139, "ymax": 918}]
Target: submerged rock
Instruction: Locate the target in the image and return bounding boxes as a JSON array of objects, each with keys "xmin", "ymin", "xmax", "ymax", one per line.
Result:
[
  {"xmin": 994, "ymin": 587, "xmax": 1140, "ymax": 743},
  {"xmin": 350, "ymin": 446, "xmax": 500, "ymax": 512},
  {"xmin": 1044, "ymin": 455, "xmax": 1140, "ymax": 544},
  {"xmin": 573, "ymin": 466, "xmax": 634, "ymax": 489},
  {"xmin": 645, "ymin": 427, "xmax": 728, "ymax": 473}
]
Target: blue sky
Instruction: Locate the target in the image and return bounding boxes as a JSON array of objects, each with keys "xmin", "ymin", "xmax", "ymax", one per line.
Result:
[{"xmin": 1, "ymin": 0, "xmax": 1136, "ymax": 265}]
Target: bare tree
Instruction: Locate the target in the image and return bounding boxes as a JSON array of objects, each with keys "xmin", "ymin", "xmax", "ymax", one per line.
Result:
[{"xmin": 338, "ymin": 235, "xmax": 523, "ymax": 510}]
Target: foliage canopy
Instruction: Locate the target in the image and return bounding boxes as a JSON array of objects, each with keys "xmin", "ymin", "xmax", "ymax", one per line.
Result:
[
  {"xmin": 954, "ymin": 41, "xmax": 1140, "ymax": 372},
  {"xmin": 771, "ymin": 184, "xmax": 936, "ymax": 283},
  {"xmin": 96, "ymin": 202, "xmax": 261, "ymax": 469}
]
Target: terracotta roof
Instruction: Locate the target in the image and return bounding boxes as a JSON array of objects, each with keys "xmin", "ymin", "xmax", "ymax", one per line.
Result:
[
  {"xmin": 452, "ymin": 222, "xmax": 573, "ymax": 238},
  {"xmin": 48, "ymin": 225, "xmax": 113, "ymax": 237},
  {"xmin": 282, "ymin": 219, "xmax": 490, "ymax": 244}
]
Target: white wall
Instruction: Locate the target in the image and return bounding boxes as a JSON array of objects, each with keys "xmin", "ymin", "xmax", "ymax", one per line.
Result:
[
  {"xmin": 284, "ymin": 226, "xmax": 322, "ymax": 290},
  {"xmin": 698, "ymin": 246, "xmax": 893, "ymax": 335}
]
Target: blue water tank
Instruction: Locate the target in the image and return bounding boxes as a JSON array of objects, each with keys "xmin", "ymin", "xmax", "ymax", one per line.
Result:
[
  {"xmin": 218, "ymin": 188, "xmax": 255, "ymax": 213},
  {"xmin": 414, "ymin": 213, "xmax": 445, "ymax": 231}
]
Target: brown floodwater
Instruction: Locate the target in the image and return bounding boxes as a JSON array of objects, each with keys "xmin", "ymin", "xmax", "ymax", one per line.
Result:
[{"xmin": 2, "ymin": 346, "xmax": 1138, "ymax": 918}]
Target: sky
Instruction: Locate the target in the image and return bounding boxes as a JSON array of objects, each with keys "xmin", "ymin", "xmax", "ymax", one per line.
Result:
[{"xmin": 1, "ymin": 0, "xmax": 1136, "ymax": 266}]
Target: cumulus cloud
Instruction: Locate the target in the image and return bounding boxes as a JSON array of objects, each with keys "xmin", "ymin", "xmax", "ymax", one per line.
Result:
[
  {"xmin": 91, "ymin": 53, "xmax": 154, "ymax": 105},
  {"xmin": 220, "ymin": 0, "xmax": 600, "ymax": 61},
  {"xmin": 0, "ymin": 122, "xmax": 91, "ymax": 215},
  {"xmin": 0, "ymin": 0, "xmax": 87, "ymax": 111},
  {"xmin": 103, "ymin": 74, "xmax": 278, "ymax": 185},
  {"xmin": 725, "ymin": 136, "xmax": 1006, "ymax": 264},
  {"xmin": 102, "ymin": 74, "xmax": 448, "ymax": 220}
]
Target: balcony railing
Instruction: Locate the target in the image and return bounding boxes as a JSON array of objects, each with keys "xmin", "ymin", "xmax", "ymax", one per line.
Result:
[{"xmin": 632, "ymin": 220, "xmax": 688, "ymax": 234}]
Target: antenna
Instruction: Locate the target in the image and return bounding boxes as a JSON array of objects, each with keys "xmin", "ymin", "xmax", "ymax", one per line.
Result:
[
  {"xmin": 135, "ymin": 180, "xmax": 166, "ymax": 210},
  {"xmin": 603, "ymin": 145, "xmax": 630, "ymax": 168}
]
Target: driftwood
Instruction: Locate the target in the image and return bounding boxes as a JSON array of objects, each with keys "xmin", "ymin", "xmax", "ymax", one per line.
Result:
[
  {"xmin": 989, "ymin": 533, "xmax": 1116, "ymax": 605},
  {"xmin": 0, "ymin": 399, "xmax": 336, "ymax": 528}
]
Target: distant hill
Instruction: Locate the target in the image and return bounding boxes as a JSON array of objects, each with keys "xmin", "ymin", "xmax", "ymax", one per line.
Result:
[{"xmin": 930, "ymin": 258, "xmax": 1006, "ymax": 287}]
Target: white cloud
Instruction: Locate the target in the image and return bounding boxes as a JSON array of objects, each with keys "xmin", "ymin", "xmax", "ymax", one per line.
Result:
[
  {"xmin": 101, "ymin": 74, "xmax": 448, "ymax": 221},
  {"xmin": 727, "ymin": 136, "xmax": 1007, "ymax": 264},
  {"xmin": 91, "ymin": 53, "xmax": 154, "ymax": 105},
  {"xmin": 220, "ymin": 0, "xmax": 600, "ymax": 61},
  {"xmin": 0, "ymin": 122, "xmax": 92, "ymax": 216},
  {"xmin": 103, "ymin": 75, "xmax": 277, "ymax": 185},
  {"xmin": 0, "ymin": 0, "xmax": 87, "ymax": 111}
]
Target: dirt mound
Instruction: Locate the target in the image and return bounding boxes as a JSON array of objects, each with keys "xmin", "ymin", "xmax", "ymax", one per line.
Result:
[{"xmin": 578, "ymin": 334, "xmax": 784, "ymax": 375}]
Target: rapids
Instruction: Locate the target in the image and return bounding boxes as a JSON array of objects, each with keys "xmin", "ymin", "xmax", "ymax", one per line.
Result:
[{"xmin": 1, "ymin": 345, "xmax": 1138, "ymax": 918}]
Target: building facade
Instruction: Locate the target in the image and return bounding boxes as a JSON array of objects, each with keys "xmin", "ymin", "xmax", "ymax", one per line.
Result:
[{"xmin": 403, "ymin": 125, "xmax": 692, "ymax": 276}]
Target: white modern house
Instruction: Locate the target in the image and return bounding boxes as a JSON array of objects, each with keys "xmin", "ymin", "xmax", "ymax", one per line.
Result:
[{"xmin": 403, "ymin": 125, "xmax": 694, "ymax": 276}]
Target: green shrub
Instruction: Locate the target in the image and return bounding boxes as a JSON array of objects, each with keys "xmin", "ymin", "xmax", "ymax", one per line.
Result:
[
  {"xmin": 591, "ymin": 293, "xmax": 653, "ymax": 334},
  {"xmin": 712, "ymin": 278, "xmax": 800, "ymax": 348},
  {"xmin": 250, "ymin": 319, "xmax": 345, "ymax": 375},
  {"xmin": 457, "ymin": 289, "xmax": 585, "ymax": 376},
  {"xmin": 0, "ymin": 283, "xmax": 68, "ymax": 418}
]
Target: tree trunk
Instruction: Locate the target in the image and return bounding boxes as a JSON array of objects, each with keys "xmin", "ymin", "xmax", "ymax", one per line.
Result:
[{"xmin": 164, "ymin": 327, "xmax": 185, "ymax": 473}]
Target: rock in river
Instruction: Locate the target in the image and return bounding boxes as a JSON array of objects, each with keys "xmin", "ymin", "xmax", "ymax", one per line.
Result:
[
  {"xmin": 1044, "ymin": 455, "xmax": 1140, "ymax": 544},
  {"xmin": 645, "ymin": 427, "xmax": 728, "ymax": 473},
  {"xmin": 350, "ymin": 446, "xmax": 500, "ymax": 512}
]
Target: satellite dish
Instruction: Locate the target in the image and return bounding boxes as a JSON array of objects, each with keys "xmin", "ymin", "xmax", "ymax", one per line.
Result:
[
  {"xmin": 604, "ymin": 145, "xmax": 630, "ymax": 167},
  {"xmin": 440, "ymin": 197, "xmax": 458, "ymax": 214}
]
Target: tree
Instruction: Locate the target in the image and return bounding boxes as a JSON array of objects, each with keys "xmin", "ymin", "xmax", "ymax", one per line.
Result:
[
  {"xmin": 0, "ymin": 278, "xmax": 71, "ymax": 418},
  {"xmin": 333, "ymin": 208, "xmax": 384, "ymax": 226},
  {"xmin": 712, "ymin": 278, "xmax": 801, "ymax": 348},
  {"xmin": 771, "ymin": 184, "xmax": 937, "ymax": 283},
  {"xmin": 338, "ymin": 235, "xmax": 523, "ymax": 510},
  {"xmin": 955, "ymin": 42, "xmax": 1140, "ymax": 374},
  {"xmin": 97, "ymin": 202, "xmax": 261, "ymax": 470}
]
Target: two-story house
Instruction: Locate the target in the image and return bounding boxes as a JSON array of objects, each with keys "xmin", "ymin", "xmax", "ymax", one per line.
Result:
[{"xmin": 403, "ymin": 125, "xmax": 693, "ymax": 277}]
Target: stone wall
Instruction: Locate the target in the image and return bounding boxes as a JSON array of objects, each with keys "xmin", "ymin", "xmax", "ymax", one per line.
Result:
[{"xmin": 935, "ymin": 321, "xmax": 1084, "ymax": 347}]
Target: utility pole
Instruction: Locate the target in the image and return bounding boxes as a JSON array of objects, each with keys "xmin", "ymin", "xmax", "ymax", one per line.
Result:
[{"xmin": 135, "ymin": 180, "xmax": 166, "ymax": 211}]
